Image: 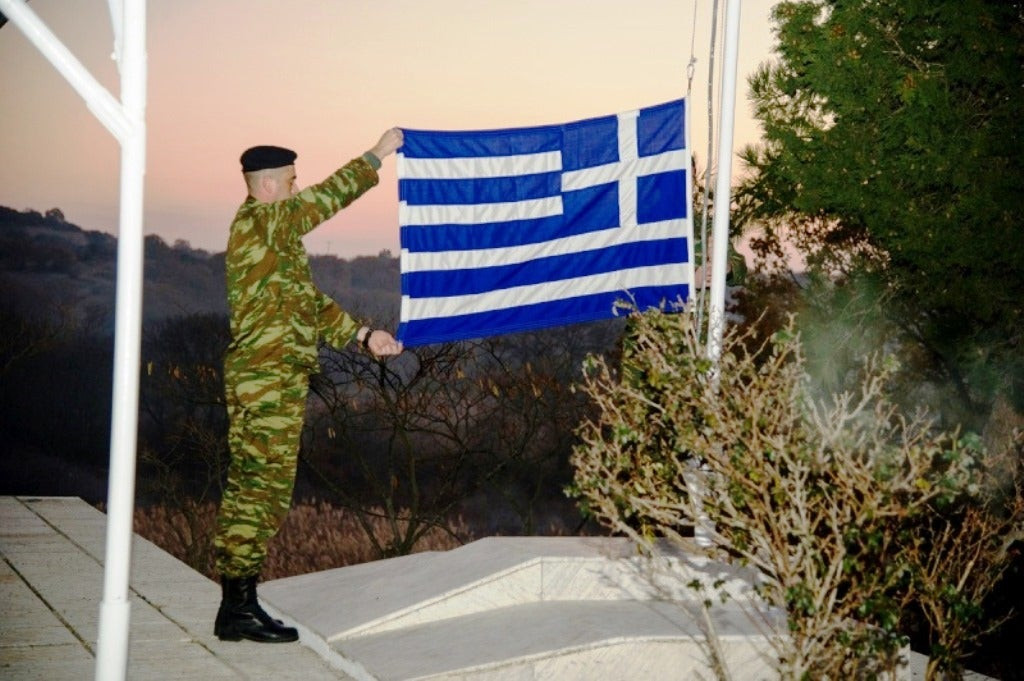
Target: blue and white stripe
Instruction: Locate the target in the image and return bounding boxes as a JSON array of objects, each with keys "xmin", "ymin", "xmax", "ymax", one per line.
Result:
[{"xmin": 397, "ymin": 98, "xmax": 693, "ymax": 346}]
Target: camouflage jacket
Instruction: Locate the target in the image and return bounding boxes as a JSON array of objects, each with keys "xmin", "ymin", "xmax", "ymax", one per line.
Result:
[{"xmin": 224, "ymin": 157, "xmax": 379, "ymax": 372}]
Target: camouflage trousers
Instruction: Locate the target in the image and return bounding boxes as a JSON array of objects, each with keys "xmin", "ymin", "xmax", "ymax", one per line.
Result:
[{"xmin": 214, "ymin": 361, "xmax": 309, "ymax": 578}]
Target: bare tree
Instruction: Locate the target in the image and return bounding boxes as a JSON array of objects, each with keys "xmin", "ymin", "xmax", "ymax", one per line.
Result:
[
  {"xmin": 136, "ymin": 313, "xmax": 231, "ymax": 569},
  {"xmin": 304, "ymin": 342, "xmax": 493, "ymax": 557},
  {"xmin": 303, "ymin": 323, "xmax": 609, "ymax": 557}
]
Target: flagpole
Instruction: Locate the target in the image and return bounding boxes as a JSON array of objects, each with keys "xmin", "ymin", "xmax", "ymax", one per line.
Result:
[
  {"xmin": 694, "ymin": 0, "xmax": 741, "ymax": 550},
  {"xmin": 706, "ymin": 0, "xmax": 741, "ymax": 370}
]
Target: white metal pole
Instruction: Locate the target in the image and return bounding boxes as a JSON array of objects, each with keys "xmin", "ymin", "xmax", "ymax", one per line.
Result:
[
  {"xmin": 694, "ymin": 0, "xmax": 741, "ymax": 550},
  {"xmin": 1, "ymin": 1, "xmax": 147, "ymax": 677},
  {"xmin": 0, "ymin": 0, "xmax": 130, "ymax": 143},
  {"xmin": 706, "ymin": 0, "xmax": 742, "ymax": 367},
  {"xmin": 107, "ymin": 0, "xmax": 124, "ymax": 61},
  {"xmin": 95, "ymin": 1, "xmax": 146, "ymax": 677}
]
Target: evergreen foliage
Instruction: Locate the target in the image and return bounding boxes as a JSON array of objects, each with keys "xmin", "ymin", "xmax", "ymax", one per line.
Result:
[{"xmin": 738, "ymin": 0, "xmax": 1024, "ymax": 418}]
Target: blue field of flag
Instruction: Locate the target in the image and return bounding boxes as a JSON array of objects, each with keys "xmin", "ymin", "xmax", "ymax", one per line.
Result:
[{"xmin": 397, "ymin": 98, "xmax": 693, "ymax": 346}]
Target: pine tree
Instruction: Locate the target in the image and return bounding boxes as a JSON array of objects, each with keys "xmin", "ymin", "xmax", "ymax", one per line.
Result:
[{"xmin": 739, "ymin": 0, "xmax": 1024, "ymax": 418}]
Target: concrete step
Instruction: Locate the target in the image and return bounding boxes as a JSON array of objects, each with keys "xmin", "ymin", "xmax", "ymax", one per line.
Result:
[
  {"xmin": 329, "ymin": 600, "xmax": 780, "ymax": 681},
  {"xmin": 259, "ymin": 536, "xmax": 773, "ymax": 681},
  {"xmin": 260, "ymin": 536, "xmax": 759, "ymax": 640}
]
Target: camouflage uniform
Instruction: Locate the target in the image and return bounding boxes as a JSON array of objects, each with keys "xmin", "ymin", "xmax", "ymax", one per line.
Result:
[{"xmin": 214, "ymin": 155, "xmax": 379, "ymax": 578}]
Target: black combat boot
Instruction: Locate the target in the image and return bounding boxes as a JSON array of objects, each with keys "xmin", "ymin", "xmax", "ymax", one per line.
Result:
[{"xmin": 214, "ymin": 575, "xmax": 299, "ymax": 643}]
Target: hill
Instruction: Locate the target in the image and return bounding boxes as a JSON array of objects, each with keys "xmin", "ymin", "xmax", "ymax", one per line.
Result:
[{"xmin": 0, "ymin": 205, "xmax": 402, "ymax": 331}]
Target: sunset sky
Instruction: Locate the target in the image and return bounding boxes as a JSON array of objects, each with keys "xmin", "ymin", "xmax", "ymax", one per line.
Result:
[{"xmin": 1, "ymin": 0, "xmax": 777, "ymax": 258}]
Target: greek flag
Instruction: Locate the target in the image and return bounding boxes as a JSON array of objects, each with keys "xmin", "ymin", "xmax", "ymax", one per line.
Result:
[{"xmin": 397, "ymin": 98, "xmax": 693, "ymax": 346}]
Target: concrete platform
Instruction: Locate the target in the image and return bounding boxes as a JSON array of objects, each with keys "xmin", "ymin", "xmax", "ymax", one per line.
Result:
[
  {"xmin": 260, "ymin": 536, "xmax": 779, "ymax": 680},
  {"xmin": 259, "ymin": 529, "xmax": 1000, "ymax": 681},
  {"xmin": 0, "ymin": 496, "xmax": 1000, "ymax": 680}
]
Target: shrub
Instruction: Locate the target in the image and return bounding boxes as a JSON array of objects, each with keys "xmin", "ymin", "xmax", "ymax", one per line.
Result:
[{"xmin": 569, "ymin": 308, "xmax": 1024, "ymax": 680}]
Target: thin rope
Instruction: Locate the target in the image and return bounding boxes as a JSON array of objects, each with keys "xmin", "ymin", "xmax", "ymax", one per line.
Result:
[
  {"xmin": 696, "ymin": 0, "xmax": 721, "ymax": 339},
  {"xmin": 686, "ymin": 0, "xmax": 699, "ymax": 96}
]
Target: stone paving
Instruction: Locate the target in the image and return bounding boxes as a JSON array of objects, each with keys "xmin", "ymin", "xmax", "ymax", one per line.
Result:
[{"xmin": 0, "ymin": 496, "xmax": 353, "ymax": 680}]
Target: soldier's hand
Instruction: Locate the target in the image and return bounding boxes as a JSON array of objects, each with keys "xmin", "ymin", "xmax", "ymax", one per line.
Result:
[
  {"xmin": 366, "ymin": 329, "xmax": 403, "ymax": 357},
  {"xmin": 369, "ymin": 128, "xmax": 404, "ymax": 160}
]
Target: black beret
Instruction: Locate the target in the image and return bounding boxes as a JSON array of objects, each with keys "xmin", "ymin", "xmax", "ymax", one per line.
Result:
[{"xmin": 240, "ymin": 145, "xmax": 297, "ymax": 172}]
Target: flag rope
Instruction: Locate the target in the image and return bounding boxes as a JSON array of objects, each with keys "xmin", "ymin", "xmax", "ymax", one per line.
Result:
[
  {"xmin": 696, "ymin": 0, "xmax": 722, "ymax": 341},
  {"xmin": 686, "ymin": 0, "xmax": 698, "ymax": 97}
]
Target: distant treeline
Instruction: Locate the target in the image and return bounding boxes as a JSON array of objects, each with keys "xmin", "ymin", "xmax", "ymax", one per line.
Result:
[{"xmin": 0, "ymin": 205, "xmax": 402, "ymax": 328}]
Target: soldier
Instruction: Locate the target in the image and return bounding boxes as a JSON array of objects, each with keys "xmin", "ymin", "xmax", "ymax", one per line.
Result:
[{"xmin": 213, "ymin": 128, "xmax": 405, "ymax": 643}]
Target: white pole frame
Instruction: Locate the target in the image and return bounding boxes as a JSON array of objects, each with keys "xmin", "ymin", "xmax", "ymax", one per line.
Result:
[
  {"xmin": 706, "ymin": 0, "xmax": 742, "ymax": 368},
  {"xmin": 0, "ymin": 2, "xmax": 147, "ymax": 680}
]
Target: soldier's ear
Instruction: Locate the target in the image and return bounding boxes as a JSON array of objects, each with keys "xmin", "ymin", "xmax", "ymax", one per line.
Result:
[{"xmin": 256, "ymin": 173, "xmax": 278, "ymax": 200}]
